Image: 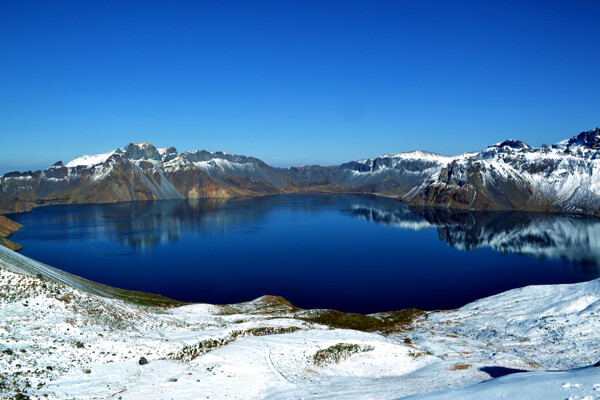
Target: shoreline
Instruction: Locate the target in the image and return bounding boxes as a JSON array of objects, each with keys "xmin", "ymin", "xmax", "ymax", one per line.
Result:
[{"xmin": 4, "ymin": 189, "xmax": 599, "ymax": 219}]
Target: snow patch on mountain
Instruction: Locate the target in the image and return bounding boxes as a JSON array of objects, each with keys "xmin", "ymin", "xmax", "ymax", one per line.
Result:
[
  {"xmin": 162, "ymin": 155, "xmax": 193, "ymax": 172},
  {"xmin": 192, "ymin": 158, "xmax": 267, "ymax": 179},
  {"xmin": 88, "ymin": 162, "xmax": 113, "ymax": 183},
  {"xmin": 355, "ymin": 150, "xmax": 454, "ymax": 164},
  {"xmin": 66, "ymin": 150, "xmax": 116, "ymax": 167}
]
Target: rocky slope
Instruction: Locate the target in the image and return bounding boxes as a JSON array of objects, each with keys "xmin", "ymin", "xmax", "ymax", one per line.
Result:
[
  {"xmin": 0, "ymin": 143, "xmax": 231, "ymax": 214},
  {"xmin": 2, "ymin": 128, "xmax": 600, "ymax": 215},
  {"xmin": 1, "ymin": 244, "xmax": 599, "ymax": 399}
]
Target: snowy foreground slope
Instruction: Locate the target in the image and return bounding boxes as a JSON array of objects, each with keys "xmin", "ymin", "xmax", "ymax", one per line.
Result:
[{"xmin": 1, "ymin": 246, "xmax": 599, "ymax": 399}]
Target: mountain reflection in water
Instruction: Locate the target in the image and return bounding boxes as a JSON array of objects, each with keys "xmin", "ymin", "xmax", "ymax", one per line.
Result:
[{"xmin": 348, "ymin": 200, "xmax": 600, "ymax": 269}]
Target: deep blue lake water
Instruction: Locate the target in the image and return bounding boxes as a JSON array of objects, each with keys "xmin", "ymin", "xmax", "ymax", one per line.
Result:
[{"xmin": 9, "ymin": 194, "xmax": 600, "ymax": 313}]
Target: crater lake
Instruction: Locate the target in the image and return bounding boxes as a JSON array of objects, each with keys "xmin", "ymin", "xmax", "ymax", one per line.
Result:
[{"xmin": 8, "ymin": 194, "xmax": 600, "ymax": 313}]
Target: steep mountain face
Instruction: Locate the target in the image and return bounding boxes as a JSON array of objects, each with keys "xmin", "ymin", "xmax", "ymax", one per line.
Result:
[
  {"xmin": 180, "ymin": 150, "xmax": 285, "ymax": 194},
  {"xmin": 334, "ymin": 151, "xmax": 452, "ymax": 194},
  {"xmin": 2, "ymin": 128, "xmax": 600, "ymax": 215},
  {"xmin": 277, "ymin": 165, "xmax": 339, "ymax": 189},
  {"xmin": 405, "ymin": 128, "xmax": 600, "ymax": 216},
  {"xmin": 0, "ymin": 143, "xmax": 230, "ymax": 213}
]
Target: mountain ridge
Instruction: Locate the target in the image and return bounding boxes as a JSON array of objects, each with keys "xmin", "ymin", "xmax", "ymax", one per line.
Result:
[{"xmin": 1, "ymin": 128, "xmax": 600, "ymax": 215}]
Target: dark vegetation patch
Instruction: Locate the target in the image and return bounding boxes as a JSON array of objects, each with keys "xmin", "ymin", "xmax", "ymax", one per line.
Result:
[
  {"xmin": 170, "ymin": 326, "xmax": 302, "ymax": 362},
  {"xmin": 312, "ymin": 343, "xmax": 374, "ymax": 366},
  {"xmin": 298, "ymin": 308, "xmax": 425, "ymax": 333},
  {"xmin": 106, "ymin": 287, "xmax": 186, "ymax": 308}
]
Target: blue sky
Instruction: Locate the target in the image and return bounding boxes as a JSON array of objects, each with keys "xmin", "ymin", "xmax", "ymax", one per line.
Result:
[{"xmin": 1, "ymin": 0, "xmax": 599, "ymax": 173}]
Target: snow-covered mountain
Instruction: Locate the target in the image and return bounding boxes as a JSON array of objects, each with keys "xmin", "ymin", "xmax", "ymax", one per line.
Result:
[
  {"xmin": 405, "ymin": 128, "xmax": 600, "ymax": 216},
  {"xmin": 2, "ymin": 128, "xmax": 600, "ymax": 215},
  {"xmin": 0, "ymin": 143, "xmax": 261, "ymax": 213},
  {"xmin": 0, "ymin": 143, "xmax": 448, "ymax": 213},
  {"xmin": 334, "ymin": 151, "xmax": 453, "ymax": 194}
]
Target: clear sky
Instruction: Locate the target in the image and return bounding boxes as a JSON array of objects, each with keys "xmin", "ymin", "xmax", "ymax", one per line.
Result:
[{"xmin": 1, "ymin": 0, "xmax": 599, "ymax": 173}]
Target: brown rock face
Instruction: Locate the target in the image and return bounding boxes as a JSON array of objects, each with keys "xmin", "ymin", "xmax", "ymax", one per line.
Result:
[
  {"xmin": 165, "ymin": 166, "xmax": 233, "ymax": 199},
  {"xmin": 405, "ymin": 159, "xmax": 539, "ymax": 212},
  {"xmin": 0, "ymin": 215, "xmax": 20, "ymax": 237},
  {"xmin": 0, "ymin": 196, "xmax": 33, "ymax": 214},
  {"xmin": 0, "ymin": 215, "xmax": 22, "ymax": 251}
]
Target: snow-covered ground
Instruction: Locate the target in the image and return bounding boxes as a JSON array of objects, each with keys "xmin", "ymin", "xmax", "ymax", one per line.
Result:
[{"xmin": 0, "ymin": 245, "xmax": 599, "ymax": 399}]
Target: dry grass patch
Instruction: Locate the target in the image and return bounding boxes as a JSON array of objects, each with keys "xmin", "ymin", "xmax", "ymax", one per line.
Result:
[{"xmin": 449, "ymin": 363, "xmax": 471, "ymax": 371}]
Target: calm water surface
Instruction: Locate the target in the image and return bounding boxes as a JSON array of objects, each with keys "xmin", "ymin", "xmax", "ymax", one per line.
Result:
[{"xmin": 9, "ymin": 194, "xmax": 600, "ymax": 313}]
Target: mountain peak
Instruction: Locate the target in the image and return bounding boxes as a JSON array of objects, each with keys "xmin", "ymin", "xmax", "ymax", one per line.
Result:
[
  {"xmin": 565, "ymin": 128, "xmax": 600, "ymax": 150},
  {"xmin": 158, "ymin": 146, "xmax": 179, "ymax": 162},
  {"xmin": 490, "ymin": 140, "xmax": 531, "ymax": 150},
  {"xmin": 120, "ymin": 142, "xmax": 161, "ymax": 161}
]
